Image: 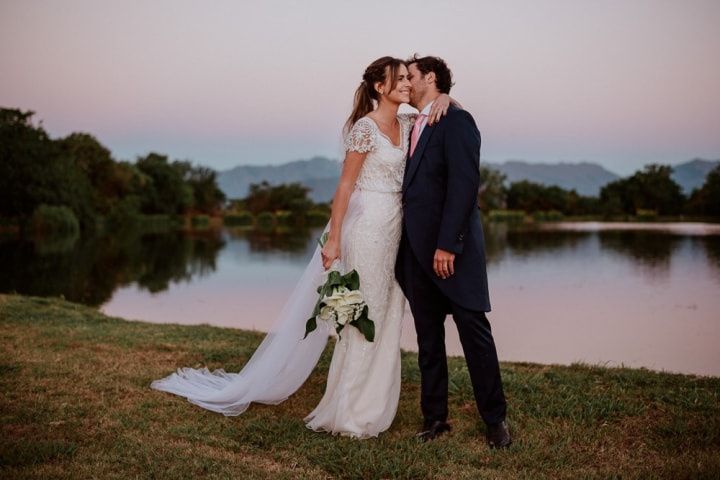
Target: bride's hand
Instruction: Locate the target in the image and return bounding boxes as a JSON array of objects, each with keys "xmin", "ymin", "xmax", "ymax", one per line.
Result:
[
  {"xmin": 427, "ymin": 93, "xmax": 462, "ymax": 125},
  {"xmin": 321, "ymin": 240, "xmax": 340, "ymax": 270}
]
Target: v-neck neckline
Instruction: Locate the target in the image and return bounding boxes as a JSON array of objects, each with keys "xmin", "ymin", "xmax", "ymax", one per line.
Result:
[{"xmin": 365, "ymin": 116, "xmax": 403, "ymax": 150}]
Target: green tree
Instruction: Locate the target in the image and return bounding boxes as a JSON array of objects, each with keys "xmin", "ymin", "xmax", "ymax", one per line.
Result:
[
  {"xmin": 58, "ymin": 133, "xmax": 124, "ymax": 216},
  {"xmin": 0, "ymin": 108, "xmax": 94, "ymax": 228},
  {"xmin": 244, "ymin": 181, "xmax": 313, "ymax": 215},
  {"xmin": 478, "ymin": 165, "xmax": 507, "ymax": 211},
  {"xmin": 600, "ymin": 164, "xmax": 684, "ymax": 215},
  {"xmin": 174, "ymin": 161, "xmax": 226, "ymax": 214},
  {"xmin": 506, "ymin": 181, "xmax": 564, "ymax": 212},
  {"xmin": 135, "ymin": 153, "xmax": 193, "ymax": 215},
  {"xmin": 686, "ymin": 165, "xmax": 720, "ymax": 216},
  {"xmin": 504, "ymin": 180, "xmax": 600, "ymax": 216}
]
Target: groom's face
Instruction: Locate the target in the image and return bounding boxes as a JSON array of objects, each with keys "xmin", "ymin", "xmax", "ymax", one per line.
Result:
[{"xmin": 407, "ymin": 63, "xmax": 428, "ymax": 108}]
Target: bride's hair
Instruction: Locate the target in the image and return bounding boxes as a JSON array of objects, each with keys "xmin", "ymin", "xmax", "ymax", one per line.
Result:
[{"xmin": 344, "ymin": 56, "xmax": 404, "ymax": 133}]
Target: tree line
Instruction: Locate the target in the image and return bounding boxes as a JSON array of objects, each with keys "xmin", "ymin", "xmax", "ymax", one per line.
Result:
[
  {"xmin": 3, "ymin": 105, "xmax": 717, "ymax": 234},
  {"xmin": 0, "ymin": 108, "xmax": 226, "ymax": 233},
  {"xmin": 478, "ymin": 164, "xmax": 720, "ymax": 218},
  {"xmin": 226, "ymin": 181, "xmax": 330, "ymax": 227}
]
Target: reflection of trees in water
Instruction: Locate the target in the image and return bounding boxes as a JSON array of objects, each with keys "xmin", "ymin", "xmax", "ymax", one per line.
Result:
[
  {"xmin": 699, "ymin": 237, "xmax": 720, "ymax": 283},
  {"xmin": 0, "ymin": 229, "xmax": 225, "ymax": 306},
  {"xmin": 483, "ymin": 223, "xmax": 591, "ymax": 264},
  {"xmin": 701, "ymin": 237, "xmax": 720, "ymax": 266},
  {"xmin": 5, "ymin": 223, "xmax": 717, "ymax": 307},
  {"xmin": 482, "ymin": 222, "xmax": 509, "ymax": 264},
  {"xmin": 133, "ymin": 231, "xmax": 225, "ymax": 293},
  {"xmin": 597, "ymin": 231, "xmax": 681, "ymax": 273},
  {"xmin": 225, "ymin": 227, "xmax": 316, "ymax": 256}
]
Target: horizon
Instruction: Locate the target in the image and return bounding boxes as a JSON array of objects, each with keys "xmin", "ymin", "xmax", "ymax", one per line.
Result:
[
  {"xmin": 217, "ymin": 154, "xmax": 718, "ymax": 177},
  {"xmin": 2, "ymin": 0, "xmax": 719, "ymax": 176}
]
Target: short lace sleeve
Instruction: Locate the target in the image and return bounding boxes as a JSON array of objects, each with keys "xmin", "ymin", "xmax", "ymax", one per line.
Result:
[
  {"xmin": 398, "ymin": 113, "xmax": 417, "ymax": 127},
  {"xmin": 343, "ymin": 118, "xmax": 376, "ymax": 154}
]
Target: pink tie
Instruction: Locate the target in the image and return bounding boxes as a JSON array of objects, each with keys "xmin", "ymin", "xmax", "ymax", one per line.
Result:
[{"xmin": 409, "ymin": 114, "xmax": 427, "ymax": 157}]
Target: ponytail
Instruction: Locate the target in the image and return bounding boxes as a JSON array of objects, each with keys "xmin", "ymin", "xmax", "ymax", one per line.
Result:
[
  {"xmin": 343, "ymin": 56, "xmax": 404, "ymax": 134},
  {"xmin": 344, "ymin": 82, "xmax": 375, "ymax": 134}
]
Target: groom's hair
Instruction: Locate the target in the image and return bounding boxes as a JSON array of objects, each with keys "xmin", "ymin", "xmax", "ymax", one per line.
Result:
[{"xmin": 407, "ymin": 54, "xmax": 454, "ymax": 94}]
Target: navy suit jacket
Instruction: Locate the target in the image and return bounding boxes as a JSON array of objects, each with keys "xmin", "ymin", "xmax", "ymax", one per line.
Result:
[{"xmin": 395, "ymin": 105, "xmax": 491, "ymax": 312}]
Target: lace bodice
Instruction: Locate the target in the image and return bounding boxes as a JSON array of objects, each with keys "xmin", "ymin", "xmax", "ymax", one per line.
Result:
[{"xmin": 343, "ymin": 114, "xmax": 416, "ymax": 193}]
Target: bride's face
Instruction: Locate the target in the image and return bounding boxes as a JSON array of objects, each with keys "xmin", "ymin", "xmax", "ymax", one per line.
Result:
[{"xmin": 379, "ymin": 64, "xmax": 411, "ymax": 105}]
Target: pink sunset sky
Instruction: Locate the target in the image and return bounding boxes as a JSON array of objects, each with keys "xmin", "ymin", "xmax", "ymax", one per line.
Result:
[{"xmin": 1, "ymin": 0, "xmax": 719, "ymax": 175}]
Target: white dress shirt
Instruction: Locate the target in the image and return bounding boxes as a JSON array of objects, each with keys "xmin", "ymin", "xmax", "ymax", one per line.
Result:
[{"xmin": 416, "ymin": 100, "xmax": 435, "ymax": 138}]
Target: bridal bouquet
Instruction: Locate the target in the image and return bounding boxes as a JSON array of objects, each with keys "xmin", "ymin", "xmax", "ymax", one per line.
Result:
[{"xmin": 304, "ymin": 233, "xmax": 375, "ymax": 342}]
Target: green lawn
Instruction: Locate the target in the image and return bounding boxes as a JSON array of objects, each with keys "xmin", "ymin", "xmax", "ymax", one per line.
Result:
[{"xmin": 1, "ymin": 294, "xmax": 718, "ymax": 479}]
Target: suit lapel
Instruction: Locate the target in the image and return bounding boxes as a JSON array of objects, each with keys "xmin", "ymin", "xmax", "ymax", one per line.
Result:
[{"xmin": 402, "ymin": 123, "xmax": 436, "ymax": 194}]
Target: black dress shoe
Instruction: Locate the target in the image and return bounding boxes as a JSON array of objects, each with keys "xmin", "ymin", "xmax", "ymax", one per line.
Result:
[
  {"xmin": 486, "ymin": 420, "xmax": 511, "ymax": 449},
  {"xmin": 416, "ymin": 420, "xmax": 452, "ymax": 442}
]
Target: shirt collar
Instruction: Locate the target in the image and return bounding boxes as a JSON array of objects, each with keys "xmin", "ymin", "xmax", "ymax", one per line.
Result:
[{"xmin": 420, "ymin": 100, "xmax": 435, "ymax": 116}]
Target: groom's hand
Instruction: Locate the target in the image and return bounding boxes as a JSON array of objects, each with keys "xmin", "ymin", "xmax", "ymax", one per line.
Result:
[{"xmin": 433, "ymin": 249, "xmax": 455, "ymax": 279}]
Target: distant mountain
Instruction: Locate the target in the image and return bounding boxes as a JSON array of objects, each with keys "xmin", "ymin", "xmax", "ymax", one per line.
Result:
[
  {"xmin": 486, "ymin": 160, "xmax": 619, "ymax": 196},
  {"xmin": 670, "ymin": 158, "xmax": 720, "ymax": 194},
  {"xmin": 302, "ymin": 176, "xmax": 341, "ymax": 203},
  {"xmin": 217, "ymin": 157, "xmax": 719, "ymax": 202},
  {"xmin": 218, "ymin": 156, "xmax": 341, "ymax": 202}
]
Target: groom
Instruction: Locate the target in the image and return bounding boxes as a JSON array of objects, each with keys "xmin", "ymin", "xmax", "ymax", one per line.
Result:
[{"xmin": 395, "ymin": 55, "xmax": 511, "ymax": 448}]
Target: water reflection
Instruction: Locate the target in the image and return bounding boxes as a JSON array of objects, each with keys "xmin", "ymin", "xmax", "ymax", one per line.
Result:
[
  {"xmin": 226, "ymin": 226, "xmax": 315, "ymax": 256},
  {"xmin": 483, "ymin": 223, "xmax": 592, "ymax": 267},
  {"xmin": 2, "ymin": 224, "xmax": 719, "ymax": 306},
  {"xmin": 702, "ymin": 236, "xmax": 720, "ymax": 265},
  {"xmin": 2, "ymin": 223, "xmax": 719, "ymax": 376},
  {"xmin": 0, "ymin": 229, "xmax": 225, "ymax": 306},
  {"xmin": 598, "ymin": 231, "xmax": 682, "ymax": 274}
]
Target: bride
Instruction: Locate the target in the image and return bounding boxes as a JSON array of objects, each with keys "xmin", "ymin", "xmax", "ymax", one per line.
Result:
[{"xmin": 151, "ymin": 56, "xmax": 451, "ymax": 439}]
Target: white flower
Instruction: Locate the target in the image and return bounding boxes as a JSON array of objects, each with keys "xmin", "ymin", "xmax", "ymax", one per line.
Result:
[
  {"xmin": 322, "ymin": 286, "xmax": 349, "ymax": 308},
  {"xmin": 323, "ymin": 286, "xmax": 365, "ymax": 310},
  {"xmin": 344, "ymin": 290, "xmax": 364, "ymax": 305},
  {"xmin": 335, "ymin": 304, "xmax": 355, "ymax": 325},
  {"xmin": 317, "ymin": 305, "xmax": 335, "ymax": 323}
]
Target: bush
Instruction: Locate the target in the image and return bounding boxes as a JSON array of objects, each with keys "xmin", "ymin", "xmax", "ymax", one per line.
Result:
[
  {"xmin": 223, "ymin": 211, "xmax": 254, "ymax": 227},
  {"xmin": 635, "ymin": 209, "xmax": 658, "ymax": 221},
  {"xmin": 105, "ymin": 196, "xmax": 142, "ymax": 230},
  {"xmin": 191, "ymin": 214, "xmax": 210, "ymax": 228},
  {"xmin": 275, "ymin": 210, "xmax": 293, "ymax": 226},
  {"xmin": 488, "ymin": 210, "xmax": 526, "ymax": 222},
  {"xmin": 256, "ymin": 211, "xmax": 275, "ymax": 228},
  {"xmin": 33, "ymin": 233, "xmax": 79, "ymax": 255},
  {"xmin": 137, "ymin": 214, "xmax": 182, "ymax": 233},
  {"xmin": 28, "ymin": 205, "xmax": 79, "ymax": 235},
  {"xmin": 533, "ymin": 210, "xmax": 564, "ymax": 222}
]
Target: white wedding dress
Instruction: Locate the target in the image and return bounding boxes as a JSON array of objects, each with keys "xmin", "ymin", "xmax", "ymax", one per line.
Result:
[{"xmin": 151, "ymin": 113, "xmax": 414, "ymax": 439}]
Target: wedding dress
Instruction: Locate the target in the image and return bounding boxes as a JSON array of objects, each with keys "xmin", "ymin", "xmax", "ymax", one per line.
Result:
[{"xmin": 151, "ymin": 113, "xmax": 415, "ymax": 439}]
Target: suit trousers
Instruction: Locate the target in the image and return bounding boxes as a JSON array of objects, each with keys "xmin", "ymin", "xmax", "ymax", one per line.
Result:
[{"xmin": 400, "ymin": 238, "xmax": 507, "ymax": 426}]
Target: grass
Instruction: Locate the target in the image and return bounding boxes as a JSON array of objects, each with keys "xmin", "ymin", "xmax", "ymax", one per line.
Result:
[{"xmin": 1, "ymin": 294, "xmax": 719, "ymax": 479}]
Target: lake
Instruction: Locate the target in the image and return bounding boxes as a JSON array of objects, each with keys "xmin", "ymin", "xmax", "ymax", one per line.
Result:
[{"xmin": 2, "ymin": 222, "xmax": 719, "ymax": 377}]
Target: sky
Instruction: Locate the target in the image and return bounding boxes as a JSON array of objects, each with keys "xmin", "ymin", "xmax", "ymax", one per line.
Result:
[{"xmin": 1, "ymin": 0, "xmax": 719, "ymax": 175}]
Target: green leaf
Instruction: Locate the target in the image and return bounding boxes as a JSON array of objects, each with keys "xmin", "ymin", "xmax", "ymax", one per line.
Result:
[
  {"xmin": 336, "ymin": 323, "xmax": 346, "ymax": 341},
  {"xmin": 342, "ymin": 270, "xmax": 360, "ymax": 290},
  {"xmin": 355, "ymin": 306, "xmax": 375, "ymax": 342},
  {"xmin": 311, "ymin": 292, "xmax": 328, "ymax": 319},
  {"xmin": 327, "ymin": 271, "xmax": 343, "ymax": 287},
  {"xmin": 304, "ymin": 317, "xmax": 317, "ymax": 339}
]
